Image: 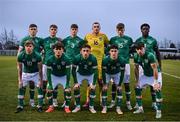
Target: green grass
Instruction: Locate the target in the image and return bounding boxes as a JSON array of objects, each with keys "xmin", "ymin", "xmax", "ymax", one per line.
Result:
[{"xmin": 0, "ymin": 56, "xmax": 180, "ymax": 121}]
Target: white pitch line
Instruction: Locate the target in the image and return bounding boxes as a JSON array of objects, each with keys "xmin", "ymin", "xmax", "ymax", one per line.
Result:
[{"xmin": 162, "ymin": 72, "xmax": 180, "ymax": 79}]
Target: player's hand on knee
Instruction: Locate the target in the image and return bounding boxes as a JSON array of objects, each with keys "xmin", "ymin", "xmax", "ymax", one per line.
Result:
[
  {"xmin": 117, "ymin": 85, "xmax": 122, "ymax": 90},
  {"xmin": 102, "ymin": 84, "xmax": 108, "ymax": 91},
  {"xmin": 46, "ymin": 89, "xmax": 53, "ymax": 93},
  {"xmin": 73, "ymin": 83, "xmax": 80, "ymax": 90},
  {"xmin": 65, "ymin": 87, "xmax": 71, "ymax": 93},
  {"xmin": 153, "ymin": 82, "xmax": 161, "ymax": 91},
  {"xmin": 90, "ymin": 83, "xmax": 96, "ymax": 90},
  {"xmin": 38, "ymin": 80, "xmax": 43, "ymax": 88}
]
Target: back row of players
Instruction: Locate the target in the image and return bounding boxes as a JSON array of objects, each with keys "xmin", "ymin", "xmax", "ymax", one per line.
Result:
[{"xmin": 15, "ymin": 22, "xmax": 162, "ymax": 119}]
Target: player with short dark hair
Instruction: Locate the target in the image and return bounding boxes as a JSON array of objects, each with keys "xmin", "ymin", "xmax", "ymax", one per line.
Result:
[
  {"xmin": 72, "ymin": 44, "xmax": 98, "ymax": 113},
  {"xmin": 135, "ymin": 23, "xmax": 162, "ymax": 110},
  {"xmin": 45, "ymin": 42, "xmax": 71, "ymax": 113},
  {"xmin": 109, "ymin": 23, "xmax": 133, "ymax": 110},
  {"xmin": 15, "ymin": 40, "xmax": 43, "ymax": 113},
  {"xmin": 101, "ymin": 44, "xmax": 126, "ymax": 114},
  {"xmin": 133, "ymin": 42, "xmax": 162, "ymax": 119}
]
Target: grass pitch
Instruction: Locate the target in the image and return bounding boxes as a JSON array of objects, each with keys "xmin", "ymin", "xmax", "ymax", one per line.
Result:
[{"xmin": 0, "ymin": 56, "xmax": 180, "ymax": 121}]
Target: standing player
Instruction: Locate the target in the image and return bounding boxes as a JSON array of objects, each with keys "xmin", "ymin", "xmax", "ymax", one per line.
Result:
[
  {"xmin": 42, "ymin": 24, "xmax": 61, "ymax": 107},
  {"xmin": 101, "ymin": 45, "xmax": 125, "ymax": 114},
  {"xmin": 61, "ymin": 24, "xmax": 84, "ymax": 108},
  {"xmin": 18, "ymin": 24, "xmax": 43, "ymax": 107},
  {"xmin": 45, "ymin": 42, "xmax": 71, "ymax": 113},
  {"xmin": 15, "ymin": 40, "xmax": 43, "ymax": 113},
  {"xmin": 83, "ymin": 22, "xmax": 109, "ymax": 107},
  {"xmin": 135, "ymin": 23, "xmax": 161, "ymax": 110},
  {"xmin": 72, "ymin": 44, "xmax": 98, "ymax": 113},
  {"xmin": 133, "ymin": 42, "xmax": 162, "ymax": 119},
  {"xmin": 62, "ymin": 24, "xmax": 84, "ymax": 63},
  {"xmin": 109, "ymin": 23, "xmax": 133, "ymax": 110}
]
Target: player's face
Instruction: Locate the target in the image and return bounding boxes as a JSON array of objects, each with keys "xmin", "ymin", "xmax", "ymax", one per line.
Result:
[
  {"xmin": 81, "ymin": 47, "xmax": 91, "ymax": 59},
  {"xmin": 109, "ymin": 49, "xmax": 118, "ymax": 60},
  {"xmin": 25, "ymin": 44, "xmax": 34, "ymax": 54},
  {"xmin": 29, "ymin": 27, "xmax": 37, "ymax": 37},
  {"xmin": 49, "ymin": 27, "xmax": 57, "ymax": 37},
  {"xmin": 141, "ymin": 26, "xmax": 149, "ymax": 37},
  {"xmin": 116, "ymin": 28, "xmax": 125, "ymax": 36},
  {"xmin": 71, "ymin": 28, "xmax": 78, "ymax": 36},
  {"xmin": 54, "ymin": 48, "xmax": 64, "ymax": 58},
  {"xmin": 92, "ymin": 24, "xmax": 100, "ymax": 34},
  {"xmin": 136, "ymin": 47, "xmax": 145, "ymax": 56}
]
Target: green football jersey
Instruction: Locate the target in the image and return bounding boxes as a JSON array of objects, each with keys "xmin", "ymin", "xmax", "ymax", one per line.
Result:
[
  {"xmin": 135, "ymin": 36, "xmax": 158, "ymax": 54},
  {"xmin": 73, "ymin": 54, "xmax": 98, "ymax": 76},
  {"xmin": 20, "ymin": 36, "xmax": 43, "ymax": 53},
  {"xmin": 46, "ymin": 54, "xmax": 71, "ymax": 76},
  {"xmin": 102, "ymin": 56, "xmax": 125, "ymax": 85},
  {"xmin": 110, "ymin": 35, "xmax": 133, "ymax": 63},
  {"xmin": 42, "ymin": 36, "xmax": 59, "ymax": 64},
  {"xmin": 62, "ymin": 36, "xmax": 84, "ymax": 63},
  {"xmin": 17, "ymin": 51, "xmax": 42, "ymax": 73},
  {"xmin": 134, "ymin": 51, "xmax": 161, "ymax": 77},
  {"xmin": 102, "ymin": 56, "xmax": 125, "ymax": 74}
]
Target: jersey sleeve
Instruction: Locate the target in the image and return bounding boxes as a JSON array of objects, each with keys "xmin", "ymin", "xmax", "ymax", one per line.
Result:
[
  {"xmin": 148, "ymin": 53, "xmax": 157, "ymax": 64},
  {"xmin": 36, "ymin": 53, "xmax": 42, "ymax": 62},
  {"xmin": 133, "ymin": 53, "xmax": 139, "ymax": 64},
  {"xmin": 17, "ymin": 52, "xmax": 23, "ymax": 62},
  {"xmin": 103, "ymin": 34, "xmax": 109, "ymax": 45}
]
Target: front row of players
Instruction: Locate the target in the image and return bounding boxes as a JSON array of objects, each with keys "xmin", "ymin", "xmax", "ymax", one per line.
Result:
[{"xmin": 15, "ymin": 40, "xmax": 162, "ymax": 118}]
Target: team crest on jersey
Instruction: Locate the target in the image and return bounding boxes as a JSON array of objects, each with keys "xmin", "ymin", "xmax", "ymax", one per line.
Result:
[
  {"xmin": 61, "ymin": 61, "xmax": 65, "ymax": 65},
  {"xmin": 99, "ymin": 37, "xmax": 102, "ymax": 41},
  {"xmin": 145, "ymin": 59, "xmax": 149, "ymax": 63},
  {"xmin": 32, "ymin": 58, "xmax": 36, "ymax": 62},
  {"xmin": 88, "ymin": 62, "xmax": 92, "ymax": 65}
]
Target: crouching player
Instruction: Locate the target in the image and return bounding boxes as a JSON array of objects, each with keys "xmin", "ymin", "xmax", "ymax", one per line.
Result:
[
  {"xmin": 45, "ymin": 42, "xmax": 71, "ymax": 113},
  {"xmin": 72, "ymin": 44, "xmax": 98, "ymax": 113},
  {"xmin": 101, "ymin": 45, "xmax": 125, "ymax": 114},
  {"xmin": 15, "ymin": 40, "xmax": 43, "ymax": 113},
  {"xmin": 133, "ymin": 42, "xmax": 162, "ymax": 119}
]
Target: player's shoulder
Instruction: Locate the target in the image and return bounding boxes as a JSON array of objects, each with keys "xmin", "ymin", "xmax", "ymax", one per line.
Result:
[
  {"xmin": 110, "ymin": 36, "xmax": 118, "ymax": 41},
  {"xmin": 135, "ymin": 36, "xmax": 142, "ymax": 42},
  {"xmin": 102, "ymin": 55, "xmax": 110, "ymax": 62},
  {"xmin": 21, "ymin": 36, "xmax": 30, "ymax": 41},
  {"xmin": 18, "ymin": 51, "xmax": 25, "ymax": 57},
  {"xmin": 124, "ymin": 35, "xmax": 133, "ymax": 41},
  {"xmin": 63, "ymin": 36, "xmax": 71, "ymax": 40},
  {"xmin": 90, "ymin": 54, "xmax": 97, "ymax": 60},
  {"xmin": 148, "ymin": 36, "xmax": 157, "ymax": 42},
  {"xmin": 147, "ymin": 51, "xmax": 155, "ymax": 58},
  {"xmin": 99, "ymin": 32, "xmax": 108, "ymax": 37}
]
